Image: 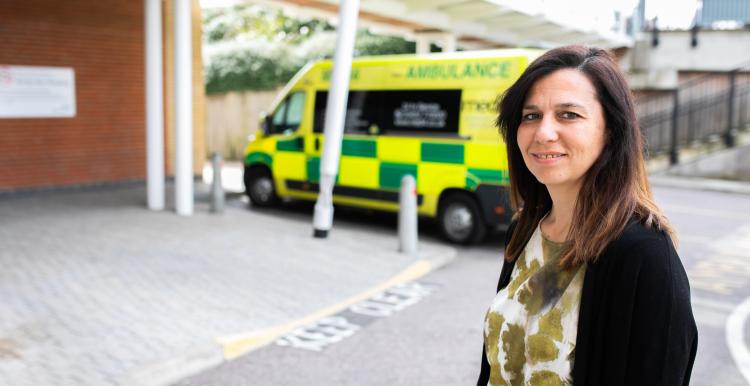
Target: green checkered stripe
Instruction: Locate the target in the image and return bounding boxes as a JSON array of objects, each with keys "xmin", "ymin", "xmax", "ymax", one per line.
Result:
[
  {"xmin": 247, "ymin": 137, "xmax": 508, "ymax": 189},
  {"xmin": 245, "ymin": 151, "xmax": 272, "ymax": 167}
]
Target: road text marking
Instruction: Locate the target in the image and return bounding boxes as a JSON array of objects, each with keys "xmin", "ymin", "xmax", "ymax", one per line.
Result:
[{"xmin": 275, "ymin": 281, "xmax": 436, "ymax": 351}]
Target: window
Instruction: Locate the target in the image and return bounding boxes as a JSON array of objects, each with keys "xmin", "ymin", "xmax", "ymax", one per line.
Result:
[
  {"xmin": 314, "ymin": 90, "xmax": 461, "ymax": 136},
  {"xmin": 268, "ymin": 91, "xmax": 305, "ymax": 135},
  {"xmin": 286, "ymin": 92, "xmax": 305, "ymax": 126}
]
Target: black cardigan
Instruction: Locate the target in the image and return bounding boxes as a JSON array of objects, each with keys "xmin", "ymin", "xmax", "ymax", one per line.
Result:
[{"xmin": 477, "ymin": 219, "xmax": 698, "ymax": 386}]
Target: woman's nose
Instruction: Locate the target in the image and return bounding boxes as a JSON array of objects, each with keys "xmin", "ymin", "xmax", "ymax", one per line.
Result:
[{"xmin": 534, "ymin": 116, "xmax": 558, "ymax": 143}]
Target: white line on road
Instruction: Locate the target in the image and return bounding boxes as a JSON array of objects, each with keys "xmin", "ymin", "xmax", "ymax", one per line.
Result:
[
  {"xmin": 692, "ymin": 296, "xmax": 736, "ymax": 312},
  {"xmin": 726, "ymin": 296, "xmax": 750, "ymax": 384},
  {"xmin": 662, "ymin": 204, "xmax": 750, "ymax": 221}
]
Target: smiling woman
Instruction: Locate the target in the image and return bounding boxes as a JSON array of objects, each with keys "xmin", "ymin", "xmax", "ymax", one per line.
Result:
[
  {"xmin": 477, "ymin": 46, "xmax": 698, "ymax": 386},
  {"xmin": 516, "ymin": 68, "xmax": 606, "ymax": 205}
]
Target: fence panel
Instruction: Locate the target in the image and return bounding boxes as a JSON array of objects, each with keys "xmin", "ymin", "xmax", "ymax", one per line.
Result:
[
  {"xmin": 636, "ymin": 66, "xmax": 750, "ymax": 163},
  {"xmin": 205, "ymin": 89, "xmax": 281, "ymax": 160}
]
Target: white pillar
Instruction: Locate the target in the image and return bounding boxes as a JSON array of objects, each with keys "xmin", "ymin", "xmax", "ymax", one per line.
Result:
[
  {"xmin": 442, "ymin": 33, "xmax": 457, "ymax": 53},
  {"xmin": 312, "ymin": 0, "xmax": 359, "ymax": 238},
  {"xmin": 145, "ymin": 0, "xmax": 165, "ymax": 211},
  {"xmin": 416, "ymin": 35, "xmax": 431, "ymax": 54},
  {"xmin": 174, "ymin": 0, "xmax": 193, "ymax": 216}
]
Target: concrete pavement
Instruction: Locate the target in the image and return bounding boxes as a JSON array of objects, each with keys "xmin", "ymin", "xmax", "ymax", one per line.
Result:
[
  {"xmin": 2, "ymin": 152, "xmax": 749, "ymax": 386},
  {"xmin": 649, "ymin": 174, "xmax": 750, "ymax": 195},
  {"xmin": 0, "ymin": 183, "xmax": 455, "ymax": 386}
]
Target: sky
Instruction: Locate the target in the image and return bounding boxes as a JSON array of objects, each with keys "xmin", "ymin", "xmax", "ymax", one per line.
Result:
[
  {"xmin": 644, "ymin": 0, "xmax": 701, "ymax": 28},
  {"xmin": 539, "ymin": 0, "xmax": 700, "ymax": 31}
]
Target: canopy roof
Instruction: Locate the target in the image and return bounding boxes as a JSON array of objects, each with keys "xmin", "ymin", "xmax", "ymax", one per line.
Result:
[{"xmin": 249, "ymin": 0, "xmax": 633, "ymax": 49}]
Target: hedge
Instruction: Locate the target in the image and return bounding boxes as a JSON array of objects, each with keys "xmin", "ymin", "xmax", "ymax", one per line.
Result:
[{"xmin": 204, "ymin": 32, "xmax": 417, "ymax": 94}]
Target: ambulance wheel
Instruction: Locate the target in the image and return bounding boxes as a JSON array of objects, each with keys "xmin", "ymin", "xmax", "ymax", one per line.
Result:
[
  {"xmin": 438, "ymin": 193, "xmax": 487, "ymax": 245},
  {"xmin": 244, "ymin": 166, "xmax": 278, "ymax": 207}
]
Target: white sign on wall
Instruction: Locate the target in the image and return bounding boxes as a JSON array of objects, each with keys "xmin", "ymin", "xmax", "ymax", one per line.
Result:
[{"xmin": 0, "ymin": 65, "xmax": 76, "ymax": 118}]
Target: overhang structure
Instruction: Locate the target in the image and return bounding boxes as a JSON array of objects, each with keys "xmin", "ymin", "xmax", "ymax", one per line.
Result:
[{"xmin": 249, "ymin": 0, "xmax": 633, "ymax": 50}]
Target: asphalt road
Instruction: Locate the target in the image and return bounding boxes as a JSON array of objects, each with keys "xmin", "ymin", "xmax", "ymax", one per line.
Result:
[{"xmin": 175, "ymin": 186, "xmax": 750, "ymax": 386}]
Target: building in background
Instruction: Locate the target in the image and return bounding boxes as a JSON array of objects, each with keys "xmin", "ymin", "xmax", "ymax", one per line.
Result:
[
  {"xmin": 620, "ymin": 0, "xmax": 750, "ymax": 160},
  {"xmin": 624, "ymin": 0, "xmax": 750, "ymax": 91},
  {"xmin": 702, "ymin": 0, "xmax": 750, "ymax": 28},
  {"xmin": 3, "ymin": 0, "xmax": 744, "ymax": 193},
  {"xmin": 0, "ymin": 0, "xmax": 206, "ymax": 193}
]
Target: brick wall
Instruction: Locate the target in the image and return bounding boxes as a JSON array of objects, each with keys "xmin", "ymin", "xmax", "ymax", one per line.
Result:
[{"xmin": 0, "ymin": 0, "xmax": 146, "ymax": 190}]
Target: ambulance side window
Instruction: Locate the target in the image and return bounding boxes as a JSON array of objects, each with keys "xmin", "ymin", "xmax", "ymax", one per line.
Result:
[
  {"xmin": 313, "ymin": 91, "xmax": 380, "ymax": 135},
  {"xmin": 286, "ymin": 92, "xmax": 305, "ymax": 127},
  {"xmin": 385, "ymin": 90, "xmax": 461, "ymax": 136},
  {"xmin": 269, "ymin": 101, "xmax": 287, "ymax": 134},
  {"xmin": 269, "ymin": 91, "xmax": 305, "ymax": 135},
  {"xmin": 313, "ymin": 90, "xmax": 461, "ymax": 136}
]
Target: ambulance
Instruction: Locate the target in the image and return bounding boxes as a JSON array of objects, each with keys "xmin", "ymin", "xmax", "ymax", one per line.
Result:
[{"xmin": 242, "ymin": 49, "xmax": 541, "ymax": 244}]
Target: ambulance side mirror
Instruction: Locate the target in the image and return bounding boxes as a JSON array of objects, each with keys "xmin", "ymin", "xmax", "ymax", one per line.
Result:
[{"xmin": 259, "ymin": 113, "xmax": 270, "ymax": 136}]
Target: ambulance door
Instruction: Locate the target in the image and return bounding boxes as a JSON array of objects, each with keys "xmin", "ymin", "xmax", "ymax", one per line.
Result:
[
  {"xmin": 308, "ymin": 90, "xmax": 382, "ymax": 204},
  {"xmin": 304, "ymin": 91, "xmax": 326, "ymax": 187},
  {"xmin": 268, "ymin": 91, "xmax": 307, "ymax": 195},
  {"xmin": 336, "ymin": 90, "xmax": 381, "ymax": 197}
]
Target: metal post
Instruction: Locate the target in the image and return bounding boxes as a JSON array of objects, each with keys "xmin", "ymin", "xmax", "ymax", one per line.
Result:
[
  {"xmin": 174, "ymin": 0, "xmax": 193, "ymax": 216},
  {"xmin": 690, "ymin": 25, "xmax": 699, "ymax": 48},
  {"xmin": 687, "ymin": 101, "xmax": 695, "ymax": 144},
  {"xmin": 670, "ymin": 89, "xmax": 680, "ymax": 165},
  {"xmin": 651, "ymin": 24, "xmax": 659, "ymax": 47},
  {"xmin": 726, "ymin": 70, "xmax": 737, "ymax": 148},
  {"xmin": 145, "ymin": 0, "xmax": 164, "ymax": 211},
  {"xmin": 399, "ymin": 175, "xmax": 418, "ymax": 255},
  {"xmin": 210, "ymin": 152, "xmax": 224, "ymax": 213},
  {"xmin": 312, "ymin": 0, "xmax": 360, "ymax": 238}
]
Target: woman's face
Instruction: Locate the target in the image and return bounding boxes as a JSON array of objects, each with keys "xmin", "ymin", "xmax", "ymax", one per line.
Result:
[{"xmin": 516, "ymin": 68, "xmax": 606, "ymax": 193}]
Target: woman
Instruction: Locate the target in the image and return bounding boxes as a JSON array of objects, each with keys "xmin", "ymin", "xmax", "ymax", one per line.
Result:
[{"xmin": 477, "ymin": 46, "xmax": 697, "ymax": 386}]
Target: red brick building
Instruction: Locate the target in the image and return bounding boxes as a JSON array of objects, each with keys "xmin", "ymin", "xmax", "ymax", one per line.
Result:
[{"xmin": 0, "ymin": 0, "xmax": 205, "ymax": 194}]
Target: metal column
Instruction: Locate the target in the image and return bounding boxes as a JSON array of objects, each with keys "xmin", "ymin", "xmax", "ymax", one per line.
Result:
[
  {"xmin": 174, "ymin": 0, "xmax": 193, "ymax": 216},
  {"xmin": 726, "ymin": 70, "xmax": 737, "ymax": 148},
  {"xmin": 669, "ymin": 89, "xmax": 680, "ymax": 165},
  {"xmin": 312, "ymin": 0, "xmax": 360, "ymax": 238},
  {"xmin": 145, "ymin": 0, "xmax": 165, "ymax": 211}
]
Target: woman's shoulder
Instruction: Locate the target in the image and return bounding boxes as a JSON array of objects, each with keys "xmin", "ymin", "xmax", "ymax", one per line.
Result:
[
  {"xmin": 594, "ymin": 219, "xmax": 680, "ymax": 277},
  {"xmin": 608, "ymin": 219, "xmax": 674, "ymax": 256}
]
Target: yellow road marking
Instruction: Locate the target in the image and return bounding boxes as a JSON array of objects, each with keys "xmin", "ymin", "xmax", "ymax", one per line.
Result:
[{"xmin": 217, "ymin": 259, "xmax": 433, "ymax": 360}]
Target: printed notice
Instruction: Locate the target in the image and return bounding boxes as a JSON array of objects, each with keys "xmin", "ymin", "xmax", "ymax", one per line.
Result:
[
  {"xmin": 393, "ymin": 101, "xmax": 447, "ymax": 128},
  {"xmin": 0, "ymin": 65, "xmax": 76, "ymax": 118}
]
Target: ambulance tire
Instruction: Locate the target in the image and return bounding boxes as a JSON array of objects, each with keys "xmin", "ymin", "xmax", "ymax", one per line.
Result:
[
  {"xmin": 244, "ymin": 166, "xmax": 278, "ymax": 207},
  {"xmin": 438, "ymin": 193, "xmax": 487, "ymax": 245}
]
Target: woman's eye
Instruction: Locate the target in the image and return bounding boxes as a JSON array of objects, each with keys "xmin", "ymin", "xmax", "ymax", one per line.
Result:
[
  {"xmin": 560, "ymin": 111, "xmax": 580, "ymax": 120},
  {"xmin": 522, "ymin": 113, "xmax": 539, "ymax": 121}
]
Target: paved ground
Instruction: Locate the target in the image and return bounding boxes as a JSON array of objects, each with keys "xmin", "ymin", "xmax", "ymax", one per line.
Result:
[
  {"xmin": 3, "ymin": 161, "xmax": 750, "ymax": 386},
  {"xmin": 0, "ymin": 183, "xmax": 454, "ymax": 386},
  {"xmin": 174, "ymin": 184, "xmax": 750, "ymax": 386}
]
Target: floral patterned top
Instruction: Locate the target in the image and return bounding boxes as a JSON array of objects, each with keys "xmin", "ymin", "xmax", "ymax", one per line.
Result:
[{"xmin": 484, "ymin": 222, "xmax": 586, "ymax": 386}]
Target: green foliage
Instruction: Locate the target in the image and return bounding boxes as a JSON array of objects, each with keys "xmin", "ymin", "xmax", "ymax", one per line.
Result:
[
  {"xmin": 202, "ymin": 5, "xmax": 417, "ymax": 93},
  {"xmin": 355, "ymin": 31, "xmax": 416, "ymax": 56},
  {"xmin": 203, "ymin": 5, "xmax": 333, "ymax": 44},
  {"xmin": 204, "ymin": 40, "xmax": 302, "ymax": 94}
]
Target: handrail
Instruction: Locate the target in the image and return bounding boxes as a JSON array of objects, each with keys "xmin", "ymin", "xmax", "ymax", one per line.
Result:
[
  {"xmin": 634, "ymin": 59, "xmax": 750, "ymax": 105},
  {"xmin": 634, "ymin": 60, "xmax": 750, "ymax": 164}
]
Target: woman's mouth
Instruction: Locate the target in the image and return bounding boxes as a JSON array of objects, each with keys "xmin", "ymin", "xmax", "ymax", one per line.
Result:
[{"xmin": 532, "ymin": 152, "xmax": 566, "ymax": 159}]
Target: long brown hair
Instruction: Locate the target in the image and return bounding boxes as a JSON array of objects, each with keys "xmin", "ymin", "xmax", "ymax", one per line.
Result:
[{"xmin": 498, "ymin": 45, "xmax": 675, "ymax": 267}]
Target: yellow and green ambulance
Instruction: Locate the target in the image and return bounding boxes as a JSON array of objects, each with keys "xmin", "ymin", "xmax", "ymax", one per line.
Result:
[{"xmin": 243, "ymin": 49, "xmax": 540, "ymax": 244}]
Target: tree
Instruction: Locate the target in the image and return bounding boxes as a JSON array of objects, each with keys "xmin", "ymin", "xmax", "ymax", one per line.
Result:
[
  {"xmin": 203, "ymin": 4, "xmax": 417, "ymax": 93},
  {"xmin": 203, "ymin": 5, "xmax": 334, "ymax": 45}
]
